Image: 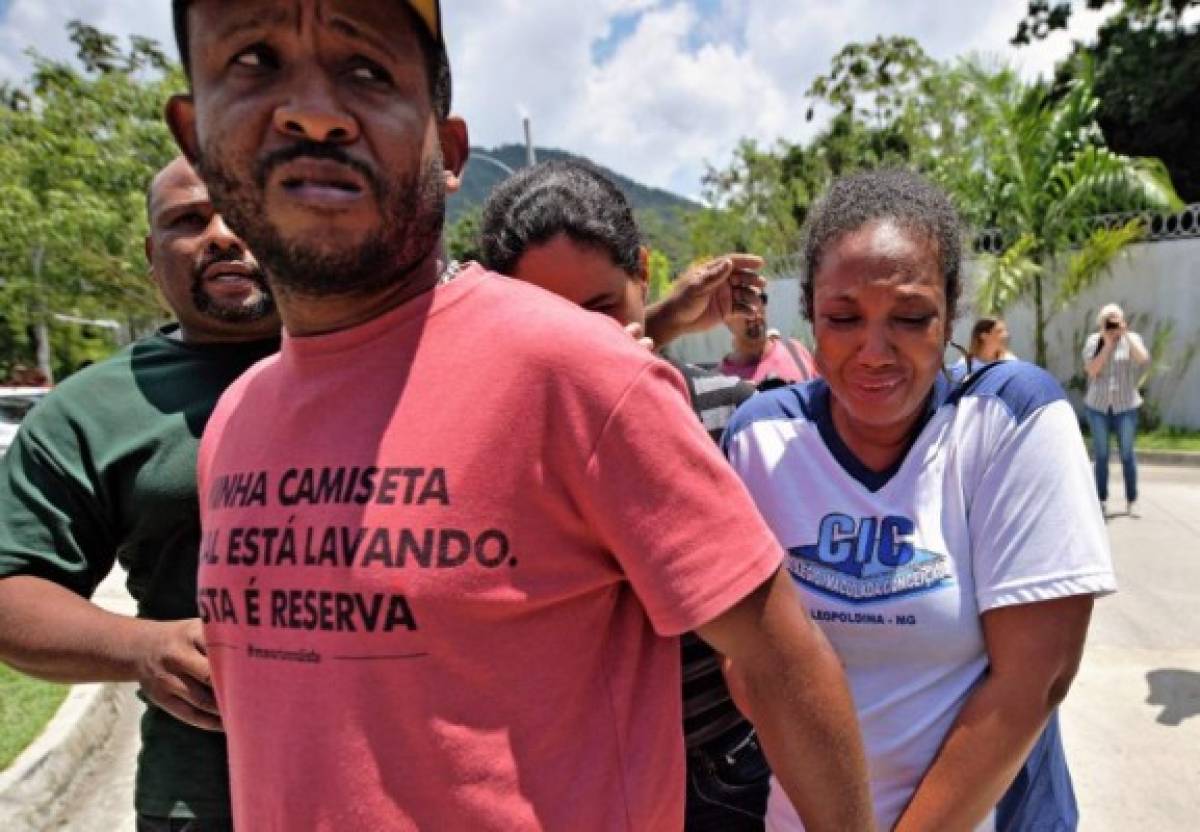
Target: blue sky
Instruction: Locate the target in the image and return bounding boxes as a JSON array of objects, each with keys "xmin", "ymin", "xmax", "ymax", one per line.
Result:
[
  {"xmin": 0, "ymin": 0, "xmax": 1109, "ymax": 199},
  {"xmin": 592, "ymin": 11, "xmax": 643, "ymax": 64}
]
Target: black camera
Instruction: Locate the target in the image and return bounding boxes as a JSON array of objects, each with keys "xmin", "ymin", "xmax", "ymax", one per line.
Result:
[{"xmin": 1104, "ymin": 320, "xmax": 1120, "ymax": 331}]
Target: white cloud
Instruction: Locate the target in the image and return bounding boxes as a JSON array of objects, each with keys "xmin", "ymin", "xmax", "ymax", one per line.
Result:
[
  {"xmin": 448, "ymin": 0, "xmax": 1110, "ymax": 198},
  {"xmin": 559, "ymin": 4, "xmax": 790, "ymax": 195},
  {"xmin": 0, "ymin": 1, "xmax": 172, "ymax": 81},
  {"xmin": 0, "ymin": 0, "xmax": 1108, "ymax": 198}
]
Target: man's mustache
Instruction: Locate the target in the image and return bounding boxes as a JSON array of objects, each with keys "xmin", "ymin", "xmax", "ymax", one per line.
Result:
[
  {"xmin": 194, "ymin": 250, "xmax": 269, "ymax": 289},
  {"xmin": 253, "ymin": 140, "xmax": 382, "ymax": 198}
]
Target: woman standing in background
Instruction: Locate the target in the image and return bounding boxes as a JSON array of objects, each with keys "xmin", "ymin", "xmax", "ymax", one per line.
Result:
[
  {"xmin": 1084, "ymin": 303, "xmax": 1150, "ymax": 516},
  {"xmin": 968, "ymin": 317, "xmax": 1017, "ymax": 367}
]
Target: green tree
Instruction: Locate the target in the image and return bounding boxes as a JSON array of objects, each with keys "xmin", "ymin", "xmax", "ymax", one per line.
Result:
[
  {"xmin": 445, "ymin": 206, "xmax": 482, "ymax": 264},
  {"xmin": 688, "ymin": 139, "xmax": 812, "ymax": 258},
  {"xmin": 0, "ymin": 21, "xmax": 182, "ymax": 381},
  {"xmin": 694, "ymin": 33, "xmax": 1186, "ymax": 369},
  {"xmin": 636, "ymin": 209, "xmax": 692, "ymax": 276},
  {"xmin": 953, "ymin": 61, "xmax": 1182, "ymax": 366},
  {"xmin": 689, "ymin": 37, "xmax": 942, "ymax": 261},
  {"xmin": 1012, "ymin": 0, "xmax": 1197, "ymax": 44},
  {"xmin": 1014, "ymin": 0, "xmax": 1200, "ymax": 200},
  {"xmin": 805, "ymin": 36, "xmax": 935, "ymax": 133},
  {"xmin": 646, "ymin": 249, "xmax": 673, "ymax": 303}
]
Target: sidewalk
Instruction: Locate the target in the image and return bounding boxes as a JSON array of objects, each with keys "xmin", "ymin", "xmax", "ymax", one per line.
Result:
[
  {"xmin": 1086, "ymin": 447, "xmax": 1200, "ymax": 468},
  {"xmin": 1132, "ymin": 448, "xmax": 1200, "ymax": 467},
  {"xmin": 1060, "ymin": 464, "xmax": 1200, "ymax": 830},
  {"xmin": 0, "ymin": 569, "xmax": 140, "ymax": 832}
]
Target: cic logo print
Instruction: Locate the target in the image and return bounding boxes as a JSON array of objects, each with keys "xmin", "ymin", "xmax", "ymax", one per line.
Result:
[
  {"xmin": 787, "ymin": 513, "xmax": 952, "ymax": 604},
  {"xmin": 817, "ymin": 514, "xmax": 915, "ymax": 570}
]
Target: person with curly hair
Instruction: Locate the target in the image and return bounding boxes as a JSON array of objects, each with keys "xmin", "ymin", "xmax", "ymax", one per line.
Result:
[{"xmin": 724, "ymin": 169, "xmax": 1115, "ymax": 831}]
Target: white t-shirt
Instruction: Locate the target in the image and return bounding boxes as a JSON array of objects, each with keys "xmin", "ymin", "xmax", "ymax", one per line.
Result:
[{"xmin": 723, "ymin": 361, "xmax": 1116, "ymax": 831}]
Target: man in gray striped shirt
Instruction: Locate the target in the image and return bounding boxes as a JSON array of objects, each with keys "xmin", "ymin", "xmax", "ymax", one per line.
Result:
[{"xmin": 1083, "ymin": 303, "xmax": 1150, "ymax": 516}]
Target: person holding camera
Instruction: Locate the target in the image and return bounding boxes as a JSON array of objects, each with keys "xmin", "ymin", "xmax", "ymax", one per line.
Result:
[
  {"xmin": 1084, "ymin": 303, "xmax": 1150, "ymax": 516},
  {"xmin": 719, "ymin": 293, "xmax": 817, "ymax": 390}
]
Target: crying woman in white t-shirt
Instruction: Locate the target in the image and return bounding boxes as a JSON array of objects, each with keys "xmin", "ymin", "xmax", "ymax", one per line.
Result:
[{"xmin": 724, "ymin": 169, "xmax": 1116, "ymax": 832}]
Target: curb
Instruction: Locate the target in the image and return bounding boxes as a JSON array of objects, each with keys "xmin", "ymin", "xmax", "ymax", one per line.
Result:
[
  {"xmin": 1135, "ymin": 450, "xmax": 1200, "ymax": 467},
  {"xmin": 0, "ymin": 682, "xmax": 139, "ymax": 831},
  {"xmin": 1088, "ymin": 450, "xmax": 1200, "ymax": 468}
]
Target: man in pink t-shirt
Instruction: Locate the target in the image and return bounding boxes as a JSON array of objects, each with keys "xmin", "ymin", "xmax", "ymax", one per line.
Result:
[
  {"xmin": 166, "ymin": 2, "xmax": 871, "ymax": 829},
  {"xmin": 719, "ymin": 294, "xmax": 817, "ymax": 387}
]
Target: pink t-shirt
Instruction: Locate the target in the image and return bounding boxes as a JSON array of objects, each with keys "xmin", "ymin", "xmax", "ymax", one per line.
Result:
[
  {"xmin": 197, "ymin": 266, "xmax": 782, "ymax": 831},
  {"xmin": 719, "ymin": 338, "xmax": 816, "ymax": 386}
]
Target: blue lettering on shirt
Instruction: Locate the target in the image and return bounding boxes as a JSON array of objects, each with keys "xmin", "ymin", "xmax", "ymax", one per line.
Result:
[{"xmin": 787, "ymin": 513, "xmax": 952, "ymax": 605}]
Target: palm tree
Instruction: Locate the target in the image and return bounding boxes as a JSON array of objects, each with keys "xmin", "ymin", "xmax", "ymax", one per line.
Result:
[{"xmin": 945, "ymin": 61, "xmax": 1182, "ymax": 366}]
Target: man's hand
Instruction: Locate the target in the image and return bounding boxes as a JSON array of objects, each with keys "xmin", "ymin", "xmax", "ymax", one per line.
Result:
[
  {"xmin": 623, "ymin": 322, "xmax": 656, "ymax": 352},
  {"xmin": 644, "ymin": 254, "xmax": 766, "ymax": 347},
  {"xmin": 0, "ymin": 577, "xmax": 223, "ymax": 731},
  {"xmin": 699, "ymin": 569, "xmax": 874, "ymax": 831},
  {"xmin": 134, "ymin": 618, "xmax": 222, "ymax": 731}
]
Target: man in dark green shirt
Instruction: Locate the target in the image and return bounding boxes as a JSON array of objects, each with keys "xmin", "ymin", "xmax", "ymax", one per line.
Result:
[{"xmin": 0, "ymin": 157, "xmax": 279, "ymax": 829}]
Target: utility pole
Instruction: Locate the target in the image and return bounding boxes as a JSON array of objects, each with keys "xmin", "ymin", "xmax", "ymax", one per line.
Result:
[
  {"xmin": 523, "ymin": 116, "xmax": 537, "ymax": 168},
  {"xmin": 32, "ymin": 243, "xmax": 53, "ymax": 385}
]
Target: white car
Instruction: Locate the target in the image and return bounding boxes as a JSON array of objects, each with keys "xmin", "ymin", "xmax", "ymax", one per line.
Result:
[{"xmin": 0, "ymin": 387, "xmax": 48, "ymax": 458}]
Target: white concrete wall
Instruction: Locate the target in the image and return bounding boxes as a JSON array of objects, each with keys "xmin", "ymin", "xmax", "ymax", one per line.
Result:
[{"xmin": 665, "ymin": 237, "xmax": 1200, "ymax": 428}]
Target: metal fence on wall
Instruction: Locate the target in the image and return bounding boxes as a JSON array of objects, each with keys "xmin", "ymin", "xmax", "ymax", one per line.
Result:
[{"xmin": 975, "ymin": 204, "xmax": 1200, "ymax": 255}]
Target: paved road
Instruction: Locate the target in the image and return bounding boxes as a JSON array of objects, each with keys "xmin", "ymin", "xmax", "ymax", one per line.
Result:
[
  {"xmin": 1060, "ymin": 464, "xmax": 1200, "ymax": 831},
  {"xmin": 43, "ymin": 464, "xmax": 1200, "ymax": 830}
]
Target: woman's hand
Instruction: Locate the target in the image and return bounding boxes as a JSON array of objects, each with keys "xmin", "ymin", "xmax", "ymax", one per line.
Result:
[
  {"xmin": 1087, "ymin": 330, "xmax": 1118, "ymax": 378},
  {"xmin": 1103, "ymin": 322, "xmax": 1124, "ymax": 347},
  {"xmin": 1127, "ymin": 328, "xmax": 1151, "ymax": 365},
  {"xmin": 893, "ymin": 595, "xmax": 1093, "ymax": 832}
]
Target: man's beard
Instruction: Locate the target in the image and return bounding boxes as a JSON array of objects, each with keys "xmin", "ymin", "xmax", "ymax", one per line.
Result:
[
  {"xmin": 190, "ymin": 264, "xmax": 275, "ymax": 325},
  {"xmin": 198, "ymin": 141, "xmax": 446, "ymax": 298}
]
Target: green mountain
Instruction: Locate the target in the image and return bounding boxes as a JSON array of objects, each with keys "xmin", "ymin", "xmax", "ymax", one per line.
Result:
[{"xmin": 447, "ymin": 145, "xmax": 698, "ymax": 266}]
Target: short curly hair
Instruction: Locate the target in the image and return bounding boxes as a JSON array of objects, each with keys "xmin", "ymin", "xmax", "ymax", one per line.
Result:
[
  {"xmin": 801, "ymin": 169, "xmax": 963, "ymax": 322},
  {"xmin": 171, "ymin": 0, "xmax": 452, "ymax": 119},
  {"xmin": 479, "ymin": 160, "xmax": 642, "ymax": 277}
]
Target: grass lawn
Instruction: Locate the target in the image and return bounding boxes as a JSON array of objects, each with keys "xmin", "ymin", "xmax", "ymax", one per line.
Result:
[
  {"xmin": 0, "ymin": 664, "xmax": 68, "ymax": 770},
  {"xmin": 1136, "ymin": 428, "xmax": 1200, "ymax": 452}
]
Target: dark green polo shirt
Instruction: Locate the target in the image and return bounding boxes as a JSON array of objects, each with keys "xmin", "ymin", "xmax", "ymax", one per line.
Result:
[{"xmin": 0, "ymin": 326, "xmax": 278, "ymax": 819}]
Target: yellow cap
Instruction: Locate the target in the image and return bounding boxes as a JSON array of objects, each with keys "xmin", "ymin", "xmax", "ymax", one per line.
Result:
[{"xmin": 408, "ymin": 0, "xmax": 443, "ymax": 45}]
